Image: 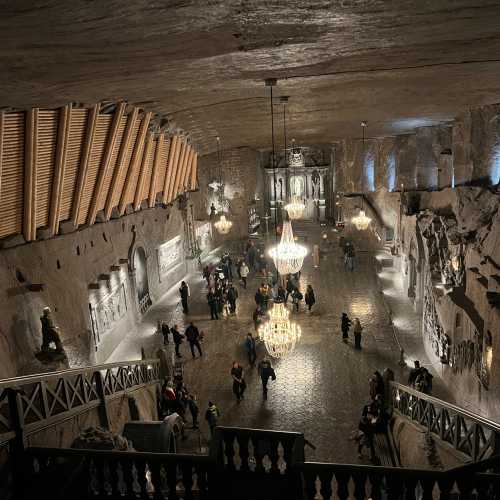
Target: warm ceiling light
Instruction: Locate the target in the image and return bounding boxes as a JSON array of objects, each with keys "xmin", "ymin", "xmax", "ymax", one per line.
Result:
[
  {"xmin": 284, "ymin": 194, "xmax": 306, "ymax": 220},
  {"xmin": 352, "ymin": 209, "xmax": 372, "ymax": 231},
  {"xmin": 214, "ymin": 214, "xmax": 233, "ymax": 234},
  {"xmin": 268, "ymin": 220, "xmax": 307, "ymax": 275}
]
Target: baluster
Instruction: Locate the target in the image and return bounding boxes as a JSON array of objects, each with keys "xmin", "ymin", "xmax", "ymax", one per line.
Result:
[
  {"xmin": 262, "ymin": 454, "xmax": 272, "ymax": 473},
  {"xmin": 431, "ymin": 481, "xmax": 441, "ymax": 500},
  {"xmin": 166, "ymin": 462, "xmax": 178, "ymax": 500},
  {"xmin": 450, "ymin": 481, "xmax": 460, "ymax": 497},
  {"xmin": 181, "ymin": 462, "xmax": 194, "ymax": 500},
  {"xmin": 159, "ymin": 464, "xmax": 169, "ymax": 499},
  {"xmin": 233, "ymin": 437, "xmax": 242, "ymax": 471},
  {"xmin": 196, "ymin": 462, "xmax": 209, "ymax": 500},
  {"xmin": 400, "ymin": 477, "xmax": 417, "ymax": 500},
  {"xmin": 346, "ymin": 476, "xmax": 356, "ymax": 499},
  {"xmin": 247, "ymin": 438, "xmax": 257, "ymax": 472},
  {"xmin": 131, "ymin": 461, "xmax": 142, "ymax": 497},
  {"xmin": 103, "ymin": 461, "xmax": 113, "ymax": 496},
  {"xmin": 364, "ymin": 474, "xmax": 373, "ymax": 500},
  {"xmin": 176, "ymin": 465, "xmax": 186, "ymax": 499},
  {"xmin": 145, "ymin": 462, "xmax": 155, "ymax": 498},
  {"xmin": 89, "ymin": 459, "xmax": 100, "ymax": 496},
  {"xmin": 277, "ymin": 441, "xmax": 287, "ymax": 475},
  {"xmin": 148, "ymin": 461, "xmax": 163, "ymax": 499},
  {"xmin": 331, "ymin": 473, "xmax": 342, "ymax": 500},
  {"xmin": 313, "ymin": 475, "xmax": 323, "ymax": 500},
  {"xmin": 116, "ymin": 462, "xmax": 127, "ymax": 496}
]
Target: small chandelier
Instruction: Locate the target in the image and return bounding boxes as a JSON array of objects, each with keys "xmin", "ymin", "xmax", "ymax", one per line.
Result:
[
  {"xmin": 259, "ymin": 302, "xmax": 301, "ymax": 358},
  {"xmin": 268, "ymin": 220, "xmax": 307, "ymax": 274},
  {"xmin": 352, "ymin": 209, "xmax": 372, "ymax": 231},
  {"xmin": 214, "ymin": 214, "xmax": 232, "ymax": 234},
  {"xmin": 284, "ymin": 194, "xmax": 306, "ymax": 220}
]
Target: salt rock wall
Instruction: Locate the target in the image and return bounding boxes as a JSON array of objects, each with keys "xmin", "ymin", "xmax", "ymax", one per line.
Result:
[
  {"xmin": 0, "ymin": 203, "xmax": 196, "ymax": 377},
  {"xmin": 194, "ymin": 147, "xmax": 263, "ymax": 240}
]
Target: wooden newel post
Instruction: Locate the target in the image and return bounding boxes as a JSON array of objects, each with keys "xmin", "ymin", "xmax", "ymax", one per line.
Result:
[
  {"xmin": 94, "ymin": 371, "xmax": 110, "ymax": 430},
  {"xmin": 7, "ymin": 388, "xmax": 26, "ymax": 500}
]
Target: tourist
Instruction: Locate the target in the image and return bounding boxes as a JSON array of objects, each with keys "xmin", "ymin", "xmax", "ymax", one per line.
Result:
[
  {"xmin": 275, "ymin": 285, "xmax": 286, "ymax": 303},
  {"xmin": 185, "ymin": 322, "xmax": 203, "ymax": 359},
  {"xmin": 227, "ymin": 283, "xmax": 238, "ymax": 314},
  {"xmin": 291, "ymin": 287, "xmax": 303, "ymax": 313},
  {"xmin": 187, "ymin": 394, "xmax": 199, "ymax": 429},
  {"xmin": 369, "ymin": 371, "xmax": 384, "ymax": 400},
  {"xmin": 210, "ymin": 203, "xmax": 217, "ymax": 220},
  {"xmin": 161, "ymin": 321, "xmax": 170, "ymax": 345},
  {"xmin": 207, "ymin": 288, "xmax": 219, "ymax": 320},
  {"xmin": 247, "ymin": 241, "xmax": 257, "ymax": 270},
  {"xmin": 253, "ymin": 307, "xmax": 264, "ymax": 333},
  {"xmin": 240, "ymin": 261, "xmax": 249, "ymax": 289},
  {"xmin": 215, "ymin": 283, "xmax": 225, "ymax": 315},
  {"xmin": 415, "ymin": 367, "xmax": 433, "ymax": 395},
  {"xmin": 245, "ymin": 332, "xmax": 257, "ymax": 367},
  {"xmin": 203, "ymin": 265, "xmax": 211, "ymax": 286},
  {"xmin": 341, "ymin": 312, "xmax": 351, "ymax": 341},
  {"xmin": 345, "ymin": 244, "xmax": 355, "ymax": 272},
  {"xmin": 408, "ymin": 360, "xmax": 422, "ymax": 387},
  {"xmin": 357, "ymin": 405, "xmax": 376, "ymax": 461},
  {"xmin": 254, "ymin": 287, "xmax": 264, "ymax": 309},
  {"xmin": 305, "ymin": 284, "xmax": 316, "ymax": 312},
  {"xmin": 353, "ymin": 318, "xmax": 363, "ymax": 349},
  {"xmin": 161, "ymin": 379, "xmax": 177, "ymax": 416},
  {"xmin": 179, "ymin": 281, "xmax": 190, "ymax": 314},
  {"xmin": 205, "ymin": 401, "xmax": 221, "ymax": 437},
  {"xmin": 171, "ymin": 325, "xmax": 183, "ymax": 357},
  {"xmin": 258, "ymin": 357, "xmax": 276, "ymax": 400},
  {"xmin": 285, "ymin": 277, "xmax": 295, "ymax": 303},
  {"xmin": 231, "ymin": 361, "xmax": 246, "ymax": 403}
]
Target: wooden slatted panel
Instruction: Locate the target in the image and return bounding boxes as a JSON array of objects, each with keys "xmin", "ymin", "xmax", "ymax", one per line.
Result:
[
  {"xmin": 155, "ymin": 136, "xmax": 170, "ymax": 199},
  {"xmin": 59, "ymin": 108, "xmax": 88, "ymax": 222},
  {"xmin": 141, "ymin": 138, "xmax": 156, "ymax": 205},
  {"xmin": 112, "ymin": 117, "xmax": 140, "ymax": 209},
  {"xmin": 77, "ymin": 114, "xmax": 112, "ymax": 225},
  {"xmin": 97, "ymin": 114, "xmax": 127, "ymax": 212},
  {"xmin": 167, "ymin": 137, "xmax": 183, "ymax": 203},
  {"xmin": 0, "ymin": 113, "xmax": 24, "ymax": 238},
  {"xmin": 163, "ymin": 136, "xmax": 178, "ymax": 203},
  {"xmin": 35, "ymin": 110, "xmax": 58, "ymax": 228},
  {"xmin": 190, "ymin": 152, "xmax": 198, "ymax": 190}
]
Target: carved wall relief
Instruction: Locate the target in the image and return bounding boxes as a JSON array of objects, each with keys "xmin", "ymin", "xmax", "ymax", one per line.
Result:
[{"xmin": 157, "ymin": 236, "xmax": 183, "ymax": 280}]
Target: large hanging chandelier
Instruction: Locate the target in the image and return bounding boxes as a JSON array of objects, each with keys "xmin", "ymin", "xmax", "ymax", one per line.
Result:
[
  {"xmin": 214, "ymin": 214, "xmax": 232, "ymax": 234},
  {"xmin": 259, "ymin": 302, "xmax": 301, "ymax": 358},
  {"xmin": 213, "ymin": 136, "xmax": 232, "ymax": 235},
  {"xmin": 285, "ymin": 194, "xmax": 306, "ymax": 220},
  {"xmin": 352, "ymin": 209, "xmax": 372, "ymax": 231},
  {"xmin": 268, "ymin": 220, "xmax": 307, "ymax": 274}
]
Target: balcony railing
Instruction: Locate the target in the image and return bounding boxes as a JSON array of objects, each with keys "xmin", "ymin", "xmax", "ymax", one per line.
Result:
[{"xmin": 390, "ymin": 382, "xmax": 500, "ymax": 462}]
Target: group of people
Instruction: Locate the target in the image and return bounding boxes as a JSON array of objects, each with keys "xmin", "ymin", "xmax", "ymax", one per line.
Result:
[
  {"xmin": 408, "ymin": 360, "xmax": 433, "ymax": 394},
  {"xmin": 341, "ymin": 312, "xmax": 364, "ymax": 349},
  {"xmin": 231, "ymin": 355, "xmax": 277, "ymax": 403},
  {"xmin": 157, "ymin": 320, "xmax": 204, "ymax": 359}
]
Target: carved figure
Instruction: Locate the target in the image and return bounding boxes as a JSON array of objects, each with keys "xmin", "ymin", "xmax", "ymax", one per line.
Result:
[
  {"xmin": 40, "ymin": 307, "xmax": 64, "ymax": 354},
  {"xmin": 311, "ymin": 169, "xmax": 320, "ymax": 200}
]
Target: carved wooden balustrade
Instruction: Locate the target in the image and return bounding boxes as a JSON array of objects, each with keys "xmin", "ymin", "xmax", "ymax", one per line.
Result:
[
  {"xmin": 300, "ymin": 458, "xmax": 500, "ymax": 500},
  {"xmin": 0, "ymin": 359, "xmax": 160, "ymax": 445},
  {"xmin": 390, "ymin": 382, "xmax": 500, "ymax": 462},
  {"xmin": 26, "ymin": 446, "xmax": 211, "ymax": 500}
]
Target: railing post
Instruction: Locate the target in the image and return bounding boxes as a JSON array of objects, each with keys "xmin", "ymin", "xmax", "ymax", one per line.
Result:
[
  {"xmin": 6, "ymin": 388, "xmax": 26, "ymax": 500},
  {"xmin": 94, "ymin": 370, "xmax": 110, "ymax": 429}
]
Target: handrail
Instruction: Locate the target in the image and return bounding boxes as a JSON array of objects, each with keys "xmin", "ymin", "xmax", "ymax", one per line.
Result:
[
  {"xmin": 391, "ymin": 381, "xmax": 500, "ymax": 432},
  {"xmin": 0, "ymin": 358, "xmax": 158, "ymax": 388}
]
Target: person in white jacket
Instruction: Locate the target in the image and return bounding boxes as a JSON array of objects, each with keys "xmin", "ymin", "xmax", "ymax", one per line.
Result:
[{"xmin": 240, "ymin": 262, "xmax": 249, "ymax": 289}]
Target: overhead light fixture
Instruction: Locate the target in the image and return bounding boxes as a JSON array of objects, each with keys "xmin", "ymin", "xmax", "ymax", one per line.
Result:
[
  {"xmin": 268, "ymin": 220, "xmax": 307, "ymax": 275},
  {"xmin": 259, "ymin": 302, "xmax": 301, "ymax": 358},
  {"xmin": 214, "ymin": 214, "xmax": 232, "ymax": 234},
  {"xmin": 213, "ymin": 136, "xmax": 232, "ymax": 235},
  {"xmin": 352, "ymin": 209, "xmax": 372, "ymax": 231},
  {"xmin": 285, "ymin": 136, "xmax": 306, "ymax": 220}
]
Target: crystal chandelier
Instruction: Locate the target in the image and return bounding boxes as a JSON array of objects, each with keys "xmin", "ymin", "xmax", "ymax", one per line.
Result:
[
  {"xmin": 214, "ymin": 214, "xmax": 232, "ymax": 234},
  {"xmin": 259, "ymin": 302, "xmax": 301, "ymax": 358},
  {"xmin": 352, "ymin": 209, "xmax": 372, "ymax": 231},
  {"xmin": 284, "ymin": 194, "xmax": 305, "ymax": 220},
  {"xmin": 213, "ymin": 136, "xmax": 232, "ymax": 235},
  {"xmin": 268, "ymin": 220, "xmax": 307, "ymax": 274}
]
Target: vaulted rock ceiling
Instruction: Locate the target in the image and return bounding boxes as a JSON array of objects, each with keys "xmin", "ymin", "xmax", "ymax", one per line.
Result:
[{"xmin": 2, "ymin": 1, "xmax": 500, "ymax": 155}]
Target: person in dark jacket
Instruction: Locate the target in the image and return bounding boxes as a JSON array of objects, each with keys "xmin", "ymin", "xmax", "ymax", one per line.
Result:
[
  {"xmin": 171, "ymin": 325, "xmax": 183, "ymax": 357},
  {"xmin": 258, "ymin": 357, "xmax": 276, "ymax": 400},
  {"xmin": 275, "ymin": 285, "xmax": 286, "ymax": 303},
  {"xmin": 179, "ymin": 281, "xmax": 190, "ymax": 314},
  {"xmin": 305, "ymin": 285, "xmax": 316, "ymax": 312},
  {"xmin": 341, "ymin": 312, "xmax": 352, "ymax": 341},
  {"xmin": 187, "ymin": 394, "xmax": 199, "ymax": 429},
  {"xmin": 231, "ymin": 361, "xmax": 246, "ymax": 402},
  {"xmin": 285, "ymin": 277, "xmax": 295, "ymax": 304},
  {"xmin": 291, "ymin": 288, "xmax": 303, "ymax": 312},
  {"xmin": 245, "ymin": 332, "xmax": 257, "ymax": 367},
  {"xmin": 207, "ymin": 288, "xmax": 219, "ymax": 320},
  {"xmin": 185, "ymin": 322, "xmax": 203, "ymax": 359},
  {"xmin": 161, "ymin": 321, "xmax": 170, "ymax": 345},
  {"xmin": 205, "ymin": 401, "xmax": 220, "ymax": 437},
  {"xmin": 227, "ymin": 284, "xmax": 238, "ymax": 314}
]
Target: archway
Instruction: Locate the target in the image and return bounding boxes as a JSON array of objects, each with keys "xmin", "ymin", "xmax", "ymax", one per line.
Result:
[{"xmin": 133, "ymin": 247, "xmax": 151, "ymax": 314}]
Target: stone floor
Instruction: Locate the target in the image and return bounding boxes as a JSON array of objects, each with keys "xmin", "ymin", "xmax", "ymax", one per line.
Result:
[{"xmin": 107, "ymin": 223, "xmax": 448, "ymax": 463}]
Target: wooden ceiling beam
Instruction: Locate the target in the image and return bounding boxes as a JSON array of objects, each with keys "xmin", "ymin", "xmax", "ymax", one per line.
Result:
[
  {"xmin": 181, "ymin": 147, "xmax": 195, "ymax": 195},
  {"xmin": 190, "ymin": 152, "xmax": 198, "ymax": 190},
  {"xmin": 49, "ymin": 104, "xmax": 72, "ymax": 236},
  {"xmin": 162, "ymin": 136, "xmax": 178, "ymax": 204},
  {"xmin": 24, "ymin": 108, "xmax": 39, "ymax": 241},
  {"xmin": 149, "ymin": 133, "xmax": 164, "ymax": 208},
  {"xmin": 88, "ymin": 102, "xmax": 126, "ymax": 225},
  {"xmin": 0, "ymin": 112, "xmax": 4, "ymax": 199},
  {"xmin": 169, "ymin": 138, "xmax": 185, "ymax": 203},
  {"xmin": 176, "ymin": 143, "xmax": 191, "ymax": 198},
  {"xmin": 118, "ymin": 111, "xmax": 152, "ymax": 215},
  {"xmin": 71, "ymin": 103, "xmax": 100, "ymax": 229},
  {"xmin": 104, "ymin": 106, "xmax": 139, "ymax": 221},
  {"xmin": 133, "ymin": 132, "xmax": 153, "ymax": 211}
]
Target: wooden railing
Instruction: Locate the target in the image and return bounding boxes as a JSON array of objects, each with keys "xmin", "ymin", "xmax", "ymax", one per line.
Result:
[
  {"xmin": 390, "ymin": 382, "xmax": 500, "ymax": 462},
  {"xmin": 0, "ymin": 359, "xmax": 160, "ymax": 445}
]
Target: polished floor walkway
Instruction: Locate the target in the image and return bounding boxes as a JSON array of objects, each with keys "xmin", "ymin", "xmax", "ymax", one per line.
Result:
[{"xmin": 108, "ymin": 223, "xmax": 448, "ymax": 463}]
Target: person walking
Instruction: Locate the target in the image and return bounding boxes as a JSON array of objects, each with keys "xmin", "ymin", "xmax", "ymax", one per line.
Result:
[
  {"xmin": 305, "ymin": 285, "xmax": 316, "ymax": 312},
  {"xmin": 185, "ymin": 322, "xmax": 203, "ymax": 358},
  {"xmin": 408, "ymin": 360, "xmax": 422, "ymax": 387},
  {"xmin": 231, "ymin": 362, "xmax": 246, "ymax": 403},
  {"xmin": 161, "ymin": 321, "xmax": 170, "ymax": 345},
  {"xmin": 187, "ymin": 394, "xmax": 199, "ymax": 429},
  {"xmin": 275, "ymin": 285, "xmax": 286, "ymax": 303},
  {"xmin": 341, "ymin": 312, "xmax": 352, "ymax": 342},
  {"xmin": 253, "ymin": 307, "xmax": 264, "ymax": 334},
  {"xmin": 205, "ymin": 401, "xmax": 220, "ymax": 437},
  {"xmin": 346, "ymin": 245, "xmax": 355, "ymax": 272},
  {"xmin": 369, "ymin": 371, "xmax": 384, "ymax": 401},
  {"xmin": 240, "ymin": 262, "xmax": 249, "ymax": 289},
  {"xmin": 285, "ymin": 277, "xmax": 295, "ymax": 304},
  {"xmin": 171, "ymin": 325, "xmax": 184, "ymax": 357},
  {"xmin": 291, "ymin": 288, "xmax": 303, "ymax": 313},
  {"xmin": 245, "ymin": 332, "xmax": 257, "ymax": 367},
  {"xmin": 353, "ymin": 318, "xmax": 363, "ymax": 349},
  {"xmin": 179, "ymin": 281, "xmax": 190, "ymax": 314},
  {"xmin": 258, "ymin": 357, "xmax": 276, "ymax": 400},
  {"xmin": 207, "ymin": 288, "xmax": 219, "ymax": 320},
  {"xmin": 227, "ymin": 283, "xmax": 238, "ymax": 314}
]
